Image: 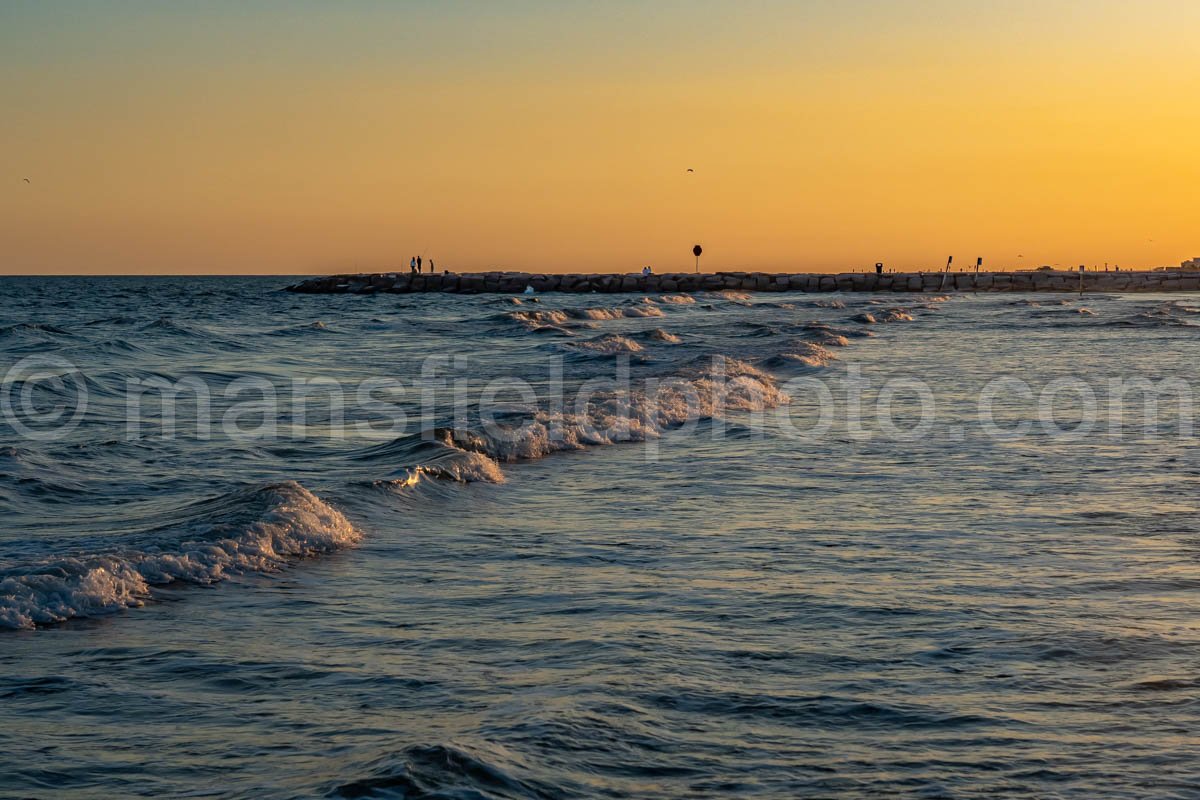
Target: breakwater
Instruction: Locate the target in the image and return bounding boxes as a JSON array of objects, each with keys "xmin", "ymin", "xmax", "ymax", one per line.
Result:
[{"xmin": 287, "ymin": 269, "xmax": 1200, "ymax": 294}]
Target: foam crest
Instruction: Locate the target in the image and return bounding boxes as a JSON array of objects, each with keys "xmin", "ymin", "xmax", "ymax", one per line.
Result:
[
  {"xmin": 435, "ymin": 357, "xmax": 788, "ymax": 463},
  {"xmin": 563, "ymin": 305, "xmax": 664, "ymax": 320},
  {"xmin": 645, "ymin": 328, "xmax": 682, "ymax": 344},
  {"xmin": 570, "ymin": 334, "xmax": 645, "ymax": 354},
  {"xmin": 510, "ymin": 309, "xmax": 570, "ymax": 326},
  {"xmin": 0, "ymin": 482, "xmax": 360, "ymax": 629},
  {"xmin": 769, "ymin": 342, "xmax": 838, "ymax": 368}
]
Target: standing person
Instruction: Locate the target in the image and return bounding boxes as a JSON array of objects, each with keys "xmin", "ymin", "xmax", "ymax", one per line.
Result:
[
  {"xmin": 429, "ymin": 258, "xmax": 435, "ymax": 273},
  {"xmin": 410, "ymin": 256, "xmax": 417, "ymax": 274},
  {"xmin": 417, "ymin": 255, "xmax": 422, "ymax": 272}
]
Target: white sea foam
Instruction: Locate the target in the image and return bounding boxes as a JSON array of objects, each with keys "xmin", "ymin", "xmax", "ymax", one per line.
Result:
[
  {"xmin": 0, "ymin": 482, "xmax": 360, "ymax": 629},
  {"xmin": 572, "ymin": 334, "xmax": 645, "ymax": 354},
  {"xmin": 380, "ymin": 451, "xmax": 506, "ymax": 488},
  {"xmin": 435, "ymin": 357, "xmax": 787, "ymax": 463},
  {"xmin": 510, "ymin": 309, "xmax": 570, "ymax": 326},
  {"xmin": 623, "ymin": 305, "xmax": 666, "ymax": 318},
  {"xmin": 646, "ymin": 328, "xmax": 682, "ymax": 344},
  {"xmin": 772, "ymin": 342, "xmax": 838, "ymax": 368}
]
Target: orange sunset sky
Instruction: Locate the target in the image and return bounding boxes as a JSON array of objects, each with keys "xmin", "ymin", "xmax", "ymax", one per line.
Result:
[{"xmin": 2, "ymin": 1, "xmax": 1198, "ymax": 275}]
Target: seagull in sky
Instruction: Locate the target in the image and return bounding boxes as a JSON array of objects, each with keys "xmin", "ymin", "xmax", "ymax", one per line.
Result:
[{"xmin": 23, "ymin": 178, "xmax": 30, "ymax": 183}]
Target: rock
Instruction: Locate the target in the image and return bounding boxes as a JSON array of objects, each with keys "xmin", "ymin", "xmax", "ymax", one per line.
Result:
[{"xmin": 283, "ymin": 269, "xmax": 1200, "ymax": 296}]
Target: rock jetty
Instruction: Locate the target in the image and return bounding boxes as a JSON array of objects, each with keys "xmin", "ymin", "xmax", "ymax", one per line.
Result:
[{"xmin": 287, "ymin": 270, "xmax": 1200, "ymax": 295}]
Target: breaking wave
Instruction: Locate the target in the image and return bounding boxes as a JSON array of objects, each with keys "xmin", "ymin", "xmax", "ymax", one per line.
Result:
[
  {"xmin": 764, "ymin": 342, "xmax": 838, "ymax": 369},
  {"xmin": 0, "ymin": 482, "xmax": 360, "ymax": 630},
  {"xmin": 433, "ymin": 356, "xmax": 788, "ymax": 463},
  {"xmin": 569, "ymin": 334, "xmax": 645, "ymax": 355}
]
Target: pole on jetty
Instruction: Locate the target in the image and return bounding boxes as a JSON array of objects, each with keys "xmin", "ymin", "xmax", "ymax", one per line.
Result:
[
  {"xmin": 939, "ymin": 256, "xmax": 953, "ymax": 291},
  {"xmin": 693, "ymin": 244, "xmax": 703, "ymax": 273},
  {"xmin": 1079, "ymin": 264, "xmax": 1085, "ymax": 296}
]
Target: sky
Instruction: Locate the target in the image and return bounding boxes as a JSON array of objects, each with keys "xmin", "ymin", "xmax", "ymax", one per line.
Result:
[{"xmin": 2, "ymin": 0, "xmax": 1198, "ymax": 275}]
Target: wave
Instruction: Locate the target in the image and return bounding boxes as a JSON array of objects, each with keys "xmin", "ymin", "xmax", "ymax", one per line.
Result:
[
  {"xmin": 0, "ymin": 322, "xmax": 74, "ymax": 338},
  {"xmin": 344, "ymin": 432, "xmax": 506, "ymax": 485},
  {"xmin": 265, "ymin": 321, "xmax": 340, "ymax": 336},
  {"xmin": 0, "ymin": 481, "xmax": 360, "ymax": 629},
  {"xmin": 804, "ymin": 330, "xmax": 849, "ymax": 347},
  {"xmin": 706, "ymin": 290, "xmax": 752, "ymax": 302},
  {"xmin": 81, "ymin": 315, "xmax": 140, "ymax": 326},
  {"xmin": 564, "ymin": 305, "xmax": 664, "ymax": 320},
  {"xmin": 764, "ymin": 341, "xmax": 838, "ymax": 369},
  {"xmin": 1104, "ymin": 312, "xmax": 1197, "ymax": 328},
  {"xmin": 137, "ymin": 317, "xmax": 248, "ymax": 350},
  {"xmin": 621, "ymin": 305, "xmax": 664, "ymax": 318},
  {"xmin": 328, "ymin": 744, "xmax": 557, "ymax": 800},
  {"xmin": 508, "ymin": 305, "xmax": 666, "ymax": 330},
  {"xmin": 508, "ymin": 309, "xmax": 569, "ymax": 326},
  {"xmin": 349, "ymin": 433, "xmax": 507, "ymax": 487},
  {"xmin": 642, "ymin": 328, "xmax": 682, "ymax": 344},
  {"xmin": 372, "ymin": 451, "xmax": 506, "ymax": 490},
  {"xmin": 140, "ymin": 317, "xmax": 208, "ymax": 335},
  {"xmin": 433, "ymin": 356, "xmax": 788, "ymax": 463},
  {"xmin": 569, "ymin": 334, "xmax": 645, "ymax": 355},
  {"xmin": 529, "ymin": 324, "xmax": 575, "ymax": 336}
]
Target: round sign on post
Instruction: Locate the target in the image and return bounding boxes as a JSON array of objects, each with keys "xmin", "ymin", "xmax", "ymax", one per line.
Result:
[{"xmin": 693, "ymin": 244, "xmax": 702, "ymax": 273}]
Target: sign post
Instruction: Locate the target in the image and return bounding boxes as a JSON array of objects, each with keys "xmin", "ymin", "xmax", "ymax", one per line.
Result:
[
  {"xmin": 939, "ymin": 256, "xmax": 953, "ymax": 291},
  {"xmin": 693, "ymin": 244, "xmax": 703, "ymax": 273}
]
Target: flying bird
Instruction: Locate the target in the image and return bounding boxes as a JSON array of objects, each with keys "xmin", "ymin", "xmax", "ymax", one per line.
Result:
[
  {"xmin": 686, "ymin": 168, "xmax": 694, "ymax": 173},
  {"xmin": 23, "ymin": 178, "xmax": 30, "ymax": 183}
]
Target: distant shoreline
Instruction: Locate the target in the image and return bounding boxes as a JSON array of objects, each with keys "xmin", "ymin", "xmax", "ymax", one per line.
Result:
[{"xmin": 288, "ymin": 269, "xmax": 1200, "ymax": 295}]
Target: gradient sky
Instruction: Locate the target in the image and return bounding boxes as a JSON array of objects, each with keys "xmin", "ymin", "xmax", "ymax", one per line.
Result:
[{"xmin": 2, "ymin": 0, "xmax": 1198, "ymax": 275}]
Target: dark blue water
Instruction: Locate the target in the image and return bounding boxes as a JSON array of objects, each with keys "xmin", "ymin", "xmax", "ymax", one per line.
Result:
[{"xmin": 2, "ymin": 277, "xmax": 1199, "ymax": 798}]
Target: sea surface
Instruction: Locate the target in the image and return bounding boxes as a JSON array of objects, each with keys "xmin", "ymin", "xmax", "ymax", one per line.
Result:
[{"xmin": 2, "ymin": 277, "xmax": 1199, "ymax": 799}]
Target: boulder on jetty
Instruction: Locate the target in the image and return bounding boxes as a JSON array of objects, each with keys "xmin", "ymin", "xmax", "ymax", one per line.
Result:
[{"xmin": 286, "ymin": 270, "xmax": 1200, "ymax": 295}]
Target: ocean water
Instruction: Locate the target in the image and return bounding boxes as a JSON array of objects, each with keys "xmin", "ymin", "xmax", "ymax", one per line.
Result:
[{"xmin": 2, "ymin": 277, "xmax": 1200, "ymax": 799}]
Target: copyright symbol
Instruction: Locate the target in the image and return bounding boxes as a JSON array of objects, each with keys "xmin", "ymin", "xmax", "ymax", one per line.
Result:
[{"xmin": 2, "ymin": 355, "xmax": 89, "ymax": 441}]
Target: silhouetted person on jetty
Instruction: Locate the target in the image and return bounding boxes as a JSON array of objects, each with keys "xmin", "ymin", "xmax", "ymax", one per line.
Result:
[
  {"xmin": 429, "ymin": 258, "xmax": 435, "ymax": 273},
  {"xmin": 417, "ymin": 255, "xmax": 422, "ymax": 272},
  {"xmin": 410, "ymin": 257, "xmax": 417, "ymax": 274}
]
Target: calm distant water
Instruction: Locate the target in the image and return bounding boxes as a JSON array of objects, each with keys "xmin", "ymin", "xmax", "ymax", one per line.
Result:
[{"xmin": 2, "ymin": 277, "xmax": 1199, "ymax": 799}]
